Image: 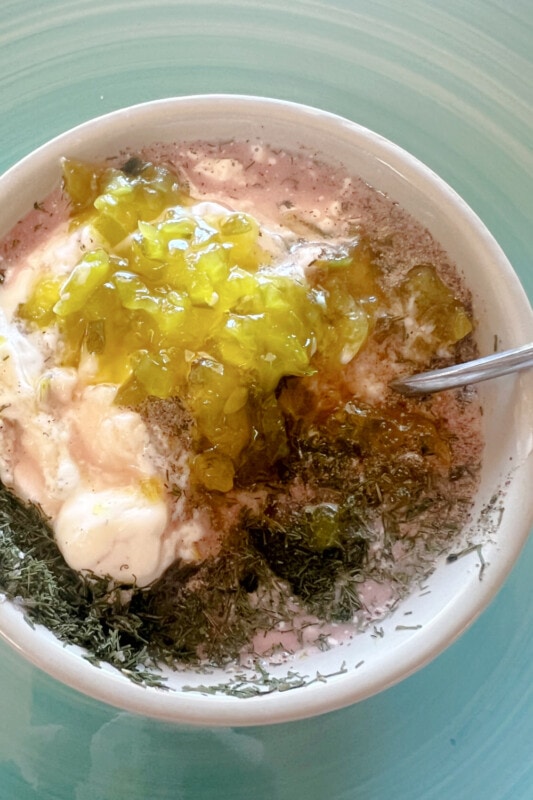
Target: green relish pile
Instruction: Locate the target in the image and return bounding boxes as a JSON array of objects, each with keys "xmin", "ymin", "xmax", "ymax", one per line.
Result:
[{"xmin": 18, "ymin": 156, "xmax": 472, "ymax": 496}]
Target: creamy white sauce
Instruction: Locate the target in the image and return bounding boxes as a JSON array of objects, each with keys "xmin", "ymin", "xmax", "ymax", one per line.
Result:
[
  {"xmin": 55, "ymin": 486, "xmax": 168, "ymax": 585},
  {"xmin": 0, "ymin": 214, "xmax": 212, "ymax": 584},
  {"xmin": 0, "ymin": 198, "xmax": 330, "ymax": 587}
]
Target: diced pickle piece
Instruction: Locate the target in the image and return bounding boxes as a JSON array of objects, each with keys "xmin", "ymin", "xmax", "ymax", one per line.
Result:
[
  {"xmin": 218, "ymin": 212, "xmax": 263, "ymax": 269},
  {"xmin": 85, "ymin": 319, "xmax": 106, "ymax": 354},
  {"xmin": 398, "ymin": 264, "xmax": 472, "ymax": 359},
  {"xmin": 66, "ymin": 158, "xmax": 185, "ymax": 245},
  {"xmin": 114, "ymin": 271, "xmax": 159, "ymax": 312},
  {"xmin": 223, "ymin": 386, "xmax": 248, "ymax": 415},
  {"xmin": 186, "ymin": 359, "xmax": 251, "ymax": 463},
  {"xmin": 320, "ymin": 300, "xmax": 369, "ymax": 366},
  {"xmin": 53, "ymin": 250, "xmax": 114, "ymax": 317},
  {"xmin": 134, "ymin": 350, "xmax": 178, "ymax": 399},
  {"xmin": 18, "ymin": 276, "xmax": 62, "ymax": 326},
  {"xmin": 61, "ymin": 158, "xmax": 110, "ymax": 213},
  {"xmin": 191, "ymin": 451, "xmax": 235, "ymax": 492},
  {"xmin": 83, "ymin": 281, "xmax": 120, "ymax": 321},
  {"xmin": 135, "ymin": 221, "xmax": 168, "ymax": 262},
  {"xmin": 332, "ymin": 402, "xmax": 451, "ymax": 465},
  {"xmin": 218, "ymin": 267, "xmax": 258, "ymax": 310},
  {"xmin": 218, "ymin": 312, "xmax": 312, "ymax": 393},
  {"xmin": 312, "ymin": 239, "xmax": 383, "ymax": 309},
  {"xmin": 187, "ymin": 243, "xmax": 230, "ymax": 287},
  {"xmin": 237, "ymin": 392, "xmax": 289, "ymax": 480},
  {"xmin": 114, "ymin": 375, "xmax": 148, "ymax": 407},
  {"xmin": 305, "ymin": 504, "xmax": 341, "ymax": 551},
  {"xmin": 309, "ymin": 241, "xmax": 380, "ymax": 365}
]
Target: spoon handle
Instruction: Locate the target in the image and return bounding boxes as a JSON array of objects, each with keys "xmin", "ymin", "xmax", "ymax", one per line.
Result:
[{"xmin": 390, "ymin": 342, "xmax": 533, "ymax": 396}]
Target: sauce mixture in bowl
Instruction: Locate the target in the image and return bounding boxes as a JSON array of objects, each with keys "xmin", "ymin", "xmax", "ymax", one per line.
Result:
[{"xmin": 0, "ymin": 137, "xmax": 483, "ymax": 682}]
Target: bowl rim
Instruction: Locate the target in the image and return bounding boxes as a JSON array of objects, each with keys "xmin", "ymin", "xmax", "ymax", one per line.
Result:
[{"xmin": 0, "ymin": 94, "xmax": 531, "ymax": 726}]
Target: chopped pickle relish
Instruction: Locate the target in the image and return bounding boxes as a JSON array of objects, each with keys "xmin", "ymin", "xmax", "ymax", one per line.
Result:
[{"xmin": 17, "ymin": 157, "xmax": 472, "ymax": 491}]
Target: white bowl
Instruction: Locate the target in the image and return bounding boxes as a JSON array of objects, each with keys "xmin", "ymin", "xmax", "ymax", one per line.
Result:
[{"xmin": 0, "ymin": 95, "xmax": 531, "ymax": 726}]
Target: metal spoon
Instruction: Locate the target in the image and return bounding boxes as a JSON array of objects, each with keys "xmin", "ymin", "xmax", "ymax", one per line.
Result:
[{"xmin": 390, "ymin": 341, "xmax": 533, "ymax": 396}]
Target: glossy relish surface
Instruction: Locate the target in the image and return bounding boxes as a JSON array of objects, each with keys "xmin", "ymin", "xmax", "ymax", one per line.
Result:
[{"xmin": 18, "ymin": 157, "xmax": 472, "ymax": 491}]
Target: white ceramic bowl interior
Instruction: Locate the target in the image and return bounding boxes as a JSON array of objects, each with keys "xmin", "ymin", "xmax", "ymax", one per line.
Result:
[{"xmin": 0, "ymin": 95, "xmax": 531, "ymax": 726}]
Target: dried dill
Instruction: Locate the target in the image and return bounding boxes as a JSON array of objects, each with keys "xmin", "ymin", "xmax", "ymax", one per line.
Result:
[
  {"xmin": 447, "ymin": 543, "xmax": 487, "ymax": 580},
  {"xmin": 246, "ymin": 511, "xmax": 367, "ymax": 623},
  {"xmin": 0, "ymin": 482, "xmax": 329, "ymax": 681},
  {"xmin": 182, "ymin": 661, "xmax": 348, "ymax": 698},
  {"xmin": 127, "ymin": 541, "xmax": 278, "ymax": 666},
  {"xmin": 0, "ymin": 482, "xmax": 167, "ymax": 685},
  {"xmin": 0, "ymin": 482, "xmax": 285, "ymax": 679},
  {"xmin": 0, "ymin": 373, "xmax": 482, "ymax": 687},
  {"xmin": 395, "ymin": 624, "xmax": 423, "ymax": 631}
]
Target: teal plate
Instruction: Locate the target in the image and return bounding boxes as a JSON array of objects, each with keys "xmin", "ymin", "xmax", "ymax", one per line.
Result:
[{"xmin": 1, "ymin": 1, "xmax": 532, "ymax": 797}]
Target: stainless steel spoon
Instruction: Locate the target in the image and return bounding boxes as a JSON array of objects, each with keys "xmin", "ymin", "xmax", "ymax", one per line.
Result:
[{"xmin": 390, "ymin": 341, "xmax": 533, "ymax": 396}]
